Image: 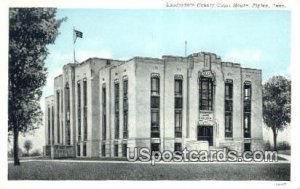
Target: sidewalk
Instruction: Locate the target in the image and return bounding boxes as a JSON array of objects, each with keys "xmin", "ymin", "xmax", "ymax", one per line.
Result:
[{"xmin": 277, "ymin": 154, "xmax": 291, "ymax": 162}]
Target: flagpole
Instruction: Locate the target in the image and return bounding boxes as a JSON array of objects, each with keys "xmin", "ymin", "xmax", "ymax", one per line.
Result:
[{"xmin": 73, "ymin": 27, "xmax": 76, "ymax": 63}]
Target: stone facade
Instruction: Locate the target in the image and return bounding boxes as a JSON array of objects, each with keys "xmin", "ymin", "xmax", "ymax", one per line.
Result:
[{"xmin": 44, "ymin": 52, "xmax": 264, "ymax": 158}]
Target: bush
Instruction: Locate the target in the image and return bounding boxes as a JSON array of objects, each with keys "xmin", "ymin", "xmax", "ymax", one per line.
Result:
[
  {"xmin": 31, "ymin": 149, "xmax": 42, "ymax": 156},
  {"xmin": 264, "ymin": 141, "xmax": 272, "ymax": 151},
  {"xmin": 277, "ymin": 141, "xmax": 291, "ymax": 150},
  {"xmin": 8, "ymin": 148, "xmax": 23, "ymax": 158}
]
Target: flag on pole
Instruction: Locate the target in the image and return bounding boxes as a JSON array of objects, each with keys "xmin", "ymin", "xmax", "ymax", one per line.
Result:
[
  {"xmin": 73, "ymin": 28, "xmax": 83, "ymax": 63},
  {"xmin": 73, "ymin": 29, "xmax": 83, "ymax": 43}
]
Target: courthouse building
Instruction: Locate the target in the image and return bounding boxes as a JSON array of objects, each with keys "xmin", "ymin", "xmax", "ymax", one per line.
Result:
[{"xmin": 44, "ymin": 51, "xmax": 264, "ymax": 158}]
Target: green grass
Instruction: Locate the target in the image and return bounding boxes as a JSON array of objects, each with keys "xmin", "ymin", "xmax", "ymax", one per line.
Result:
[
  {"xmin": 278, "ymin": 150, "xmax": 291, "ymax": 156},
  {"xmin": 8, "ymin": 161, "xmax": 290, "ymax": 180}
]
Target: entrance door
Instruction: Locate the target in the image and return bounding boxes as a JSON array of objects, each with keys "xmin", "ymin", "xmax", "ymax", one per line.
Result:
[
  {"xmin": 244, "ymin": 143, "xmax": 251, "ymax": 152},
  {"xmin": 198, "ymin": 126, "xmax": 213, "ymax": 146}
]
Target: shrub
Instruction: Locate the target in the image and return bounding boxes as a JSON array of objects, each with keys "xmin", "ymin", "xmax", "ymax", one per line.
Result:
[
  {"xmin": 277, "ymin": 141, "xmax": 291, "ymax": 150},
  {"xmin": 264, "ymin": 141, "xmax": 272, "ymax": 151},
  {"xmin": 31, "ymin": 149, "xmax": 42, "ymax": 157}
]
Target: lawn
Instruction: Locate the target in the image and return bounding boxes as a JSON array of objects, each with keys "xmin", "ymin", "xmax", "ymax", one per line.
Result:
[
  {"xmin": 8, "ymin": 160, "xmax": 290, "ymax": 180},
  {"xmin": 278, "ymin": 150, "xmax": 291, "ymax": 155}
]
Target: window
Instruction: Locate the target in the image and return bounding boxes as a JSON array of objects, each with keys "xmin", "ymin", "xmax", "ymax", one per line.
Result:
[
  {"xmin": 122, "ymin": 144, "xmax": 127, "ymax": 157},
  {"xmin": 83, "ymin": 79, "xmax": 87, "ymax": 141},
  {"xmin": 151, "ymin": 74, "xmax": 160, "ymax": 138},
  {"xmin": 151, "ymin": 96, "xmax": 160, "ymax": 108},
  {"xmin": 51, "ymin": 106, "xmax": 54, "ymax": 144},
  {"xmin": 175, "ymin": 110, "xmax": 182, "ymax": 138},
  {"xmin": 175, "ymin": 78, "xmax": 182, "ymax": 96},
  {"xmin": 244, "ymin": 113, "xmax": 251, "ymax": 138},
  {"xmin": 114, "ymin": 144, "xmax": 118, "ymax": 157},
  {"xmin": 77, "ymin": 81, "xmax": 81, "ymax": 142},
  {"xmin": 83, "ymin": 143, "xmax": 87, "ymax": 156},
  {"xmin": 151, "ymin": 143, "xmax": 160, "ymax": 152},
  {"xmin": 57, "ymin": 90, "xmax": 60, "ymax": 144},
  {"xmin": 244, "ymin": 82, "xmax": 251, "ymax": 138},
  {"xmin": 61, "ymin": 91, "xmax": 64, "ymax": 144},
  {"xmin": 244, "ymin": 143, "xmax": 251, "ymax": 152},
  {"xmin": 174, "ymin": 76, "xmax": 183, "ymax": 138},
  {"xmin": 175, "ymin": 98, "xmax": 183, "ymax": 109},
  {"xmin": 65, "ymin": 83, "xmax": 71, "ymax": 145},
  {"xmin": 115, "ymin": 82, "xmax": 120, "ymax": 139},
  {"xmin": 102, "ymin": 85, "xmax": 106, "ymax": 140},
  {"xmin": 123, "ymin": 79, "xmax": 128, "ymax": 139},
  {"xmin": 225, "ymin": 79, "xmax": 233, "ymax": 138},
  {"xmin": 123, "ymin": 111, "xmax": 128, "ymax": 139},
  {"xmin": 115, "ymin": 113, "xmax": 119, "ymax": 139},
  {"xmin": 77, "ymin": 144, "xmax": 80, "ymax": 156},
  {"xmin": 102, "ymin": 144, "xmax": 106, "ymax": 157},
  {"xmin": 199, "ymin": 77, "xmax": 214, "ymax": 111},
  {"xmin": 174, "ymin": 143, "xmax": 182, "ymax": 151},
  {"xmin": 244, "ymin": 84, "xmax": 251, "ymax": 100},
  {"xmin": 225, "ymin": 112, "xmax": 232, "ymax": 137},
  {"xmin": 47, "ymin": 106, "xmax": 51, "ymax": 145},
  {"xmin": 175, "ymin": 78, "xmax": 183, "ymax": 109},
  {"xmin": 151, "ymin": 110, "xmax": 160, "ymax": 138},
  {"xmin": 151, "ymin": 76, "xmax": 160, "ymax": 96}
]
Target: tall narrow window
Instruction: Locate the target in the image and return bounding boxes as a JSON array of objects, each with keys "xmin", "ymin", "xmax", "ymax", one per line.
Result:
[
  {"xmin": 122, "ymin": 143, "xmax": 127, "ymax": 157},
  {"xmin": 175, "ymin": 110, "xmax": 182, "ymax": 137},
  {"xmin": 77, "ymin": 81, "xmax": 81, "ymax": 142},
  {"xmin": 102, "ymin": 143, "xmax": 106, "ymax": 157},
  {"xmin": 115, "ymin": 82, "xmax": 120, "ymax": 139},
  {"xmin": 151, "ymin": 143, "xmax": 160, "ymax": 152},
  {"xmin": 56, "ymin": 90, "xmax": 60, "ymax": 144},
  {"xmin": 47, "ymin": 106, "xmax": 51, "ymax": 145},
  {"xmin": 102, "ymin": 85, "xmax": 106, "ymax": 140},
  {"xmin": 199, "ymin": 76, "xmax": 214, "ymax": 111},
  {"xmin": 225, "ymin": 79, "xmax": 233, "ymax": 138},
  {"xmin": 61, "ymin": 91, "xmax": 64, "ymax": 144},
  {"xmin": 51, "ymin": 106, "xmax": 54, "ymax": 144},
  {"xmin": 174, "ymin": 143, "xmax": 182, "ymax": 151},
  {"xmin": 123, "ymin": 79, "xmax": 128, "ymax": 139},
  {"xmin": 151, "ymin": 110, "xmax": 160, "ymax": 138},
  {"xmin": 151, "ymin": 74, "xmax": 160, "ymax": 138},
  {"xmin": 114, "ymin": 144, "xmax": 118, "ymax": 157},
  {"xmin": 83, "ymin": 79, "xmax": 87, "ymax": 141},
  {"xmin": 174, "ymin": 76, "xmax": 183, "ymax": 138},
  {"xmin": 244, "ymin": 82, "xmax": 251, "ymax": 138},
  {"xmin": 83, "ymin": 142, "xmax": 87, "ymax": 156},
  {"xmin": 65, "ymin": 83, "xmax": 71, "ymax": 145},
  {"xmin": 77, "ymin": 144, "xmax": 80, "ymax": 156}
]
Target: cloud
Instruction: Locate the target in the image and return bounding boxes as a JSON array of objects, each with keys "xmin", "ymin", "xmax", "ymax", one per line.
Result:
[{"xmin": 223, "ymin": 49, "xmax": 262, "ymax": 65}]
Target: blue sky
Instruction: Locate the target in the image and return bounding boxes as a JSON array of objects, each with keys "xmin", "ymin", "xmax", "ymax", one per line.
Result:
[
  {"xmin": 17, "ymin": 9, "xmax": 291, "ymax": 151},
  {"xmin": 45, "ymin": 10, "xmax": 290, "ymax": 97}
]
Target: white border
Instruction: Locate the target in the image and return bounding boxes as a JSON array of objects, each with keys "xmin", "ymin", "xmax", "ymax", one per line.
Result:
[{"xmin": 1, "ymin": 0, "xmax": 300, "ymax": 189}]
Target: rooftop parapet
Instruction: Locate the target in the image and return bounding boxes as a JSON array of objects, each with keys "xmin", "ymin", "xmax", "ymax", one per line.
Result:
[
  {"xmin": 188, "ymin": 51, "xmax": 222, "ymax": 62},
  {"xmin": 222, "ymin": 61, "xmax": 241, "ymax": 68}
]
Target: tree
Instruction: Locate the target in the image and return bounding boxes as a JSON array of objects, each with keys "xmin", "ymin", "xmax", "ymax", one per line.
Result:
[
  {"xmin": 263, "ymin": 75, "xmax": 291, "ymax": 151},
  {"xmin": 9, "ymin": 8, "xmax": 65, "ymax": 165},
  {"xmin": 23, "ymin": 140, "xmax": 33, "ymax": 156}
]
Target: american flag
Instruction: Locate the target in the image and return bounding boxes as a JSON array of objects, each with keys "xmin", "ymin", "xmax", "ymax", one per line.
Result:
[{"xmin": 73, "ymin": 29, "xmax": 83, "ymax": 43}]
